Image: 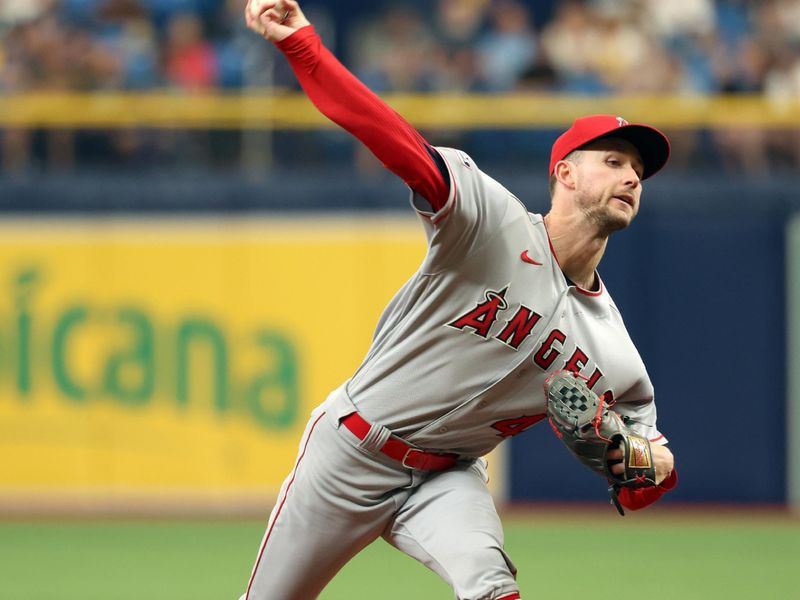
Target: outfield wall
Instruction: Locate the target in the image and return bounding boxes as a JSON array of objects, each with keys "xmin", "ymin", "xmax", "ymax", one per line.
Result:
[
  {"xmin": 0, "ymin": 217, "xmax": 430, "ymax": 511},
  {"xmin": 0, "ymin": 171, "xmax": 797, "ymax": 509}
]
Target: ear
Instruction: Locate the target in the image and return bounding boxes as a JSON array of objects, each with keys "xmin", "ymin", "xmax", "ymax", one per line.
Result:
[{"xmin": 553, "ymin": 160, "xmax": 577, "ymax": 190}]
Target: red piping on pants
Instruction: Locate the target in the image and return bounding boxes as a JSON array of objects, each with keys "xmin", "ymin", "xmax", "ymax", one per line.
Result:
[{"xmin": 244, "ymin": 411, "xmax": 327, "ymax": 599}]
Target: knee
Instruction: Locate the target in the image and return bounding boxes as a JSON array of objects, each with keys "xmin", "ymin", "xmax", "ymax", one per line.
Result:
[{"xmin": 448, "ymin": 547, "xmax": 518, "ymax": 600}]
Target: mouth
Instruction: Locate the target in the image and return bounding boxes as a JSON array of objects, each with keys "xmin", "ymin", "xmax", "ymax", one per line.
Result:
[{"xmin": 611, "ymin": 194, "xmax": 635, "ymax": 207}]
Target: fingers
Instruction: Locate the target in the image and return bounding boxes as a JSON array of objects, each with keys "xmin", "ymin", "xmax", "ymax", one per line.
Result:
[
  {"xmin": 247, "ymin": 0, "xmax": 276, "ymax": 22},
  {"xmin": 248, "ymin": 0, "xmax": 279, "ymax": 17},
  {"xmin": 258, "ymin": 7, "xmax": 293, "ymax": 36},
  {"xmin": 246, "ymin": 0, "xmax": 278, "ymax": 31},
  {"xmin": 263, "ymin": 8, "xmax": 284, "ymax": 23},
  {"xmin": 250, "ymin": 0, "xmax": 301, "ymax": 23},
  {"xmin": 245, "ymin": 0, "xmax": 309, "ymax": 40},
  {"xmin": 245, "ymin": 0, "xmax": 270, "ymax": 34},
  {"xmin": 246, "ymin": 1, "xmax": 287, "ymax": 39},
  {"xmin": 274, "ymin": 0, "xmax": 310, "ymax": 28},
  {"xmin": 606, "ymin": 447, "xmax": 624, "ymax": 475}
]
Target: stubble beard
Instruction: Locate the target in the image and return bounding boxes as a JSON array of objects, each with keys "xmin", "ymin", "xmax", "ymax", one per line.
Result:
[{"xmin": 578, "ymin": 192, "xmax": 633, "ymax": 236}]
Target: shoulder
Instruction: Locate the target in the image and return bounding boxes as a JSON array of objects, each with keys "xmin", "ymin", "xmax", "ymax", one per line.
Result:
[
  {"xmin": 433, "ymin": 147, "xmax": 477, "ymax": 172},
  {"xmin": 433, "ymin": 146, "xmax": 520, "ymax": 205},
  {"xmin": 431, "ymin": 147, "xmax": 481, "ymax": 191}
]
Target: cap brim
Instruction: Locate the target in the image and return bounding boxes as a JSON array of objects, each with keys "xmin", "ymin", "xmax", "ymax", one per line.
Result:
[{"xmin": 594, "ymin": 124, "xmax": 670, "ymax": 180}]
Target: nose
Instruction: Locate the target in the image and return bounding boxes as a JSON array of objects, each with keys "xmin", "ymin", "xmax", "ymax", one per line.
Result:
[{"xmin": 624, "ymin": 165, "xmax": 641, "ymax": 188}]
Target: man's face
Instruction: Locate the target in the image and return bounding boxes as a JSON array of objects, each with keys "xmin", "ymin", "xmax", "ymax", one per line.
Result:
[{"xmin": 567, "ymin": 138, "xmax": 645, "ymax": 233}]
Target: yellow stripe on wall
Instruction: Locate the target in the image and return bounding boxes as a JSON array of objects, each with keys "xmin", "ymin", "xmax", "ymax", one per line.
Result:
[{"xmin": 1, "ymin": 92, "xmax": 799, "ymax": 128}]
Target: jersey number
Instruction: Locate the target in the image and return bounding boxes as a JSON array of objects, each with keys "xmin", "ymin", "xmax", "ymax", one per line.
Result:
[{"xmin": 491, "ymin": 414, "xmax": 546, "ymax": 438}]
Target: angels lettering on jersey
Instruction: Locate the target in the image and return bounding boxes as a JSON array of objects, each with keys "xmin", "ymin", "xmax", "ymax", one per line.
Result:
[{"xmin": 447, "ymin": 286, "xmax": 615, "ymax": 404}]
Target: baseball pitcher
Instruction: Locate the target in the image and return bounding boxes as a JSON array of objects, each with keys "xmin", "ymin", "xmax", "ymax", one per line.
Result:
[{"xmin": 240, "ymin": 2, "xmax": 677, "ymax": 599}]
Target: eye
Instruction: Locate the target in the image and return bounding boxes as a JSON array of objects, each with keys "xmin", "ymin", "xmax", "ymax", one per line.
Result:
[{"xmin": 606, "ymin": 157, "xmax": 620, "ymax": 167}]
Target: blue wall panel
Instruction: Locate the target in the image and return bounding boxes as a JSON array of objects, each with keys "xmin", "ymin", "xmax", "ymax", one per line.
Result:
[{"xmin": 510, "ymin": 209, "xmax": 788, "ymax": 503}]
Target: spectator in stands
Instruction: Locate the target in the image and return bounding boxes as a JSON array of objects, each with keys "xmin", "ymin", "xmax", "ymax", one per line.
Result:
[
  {"xmin": 752, "ymin": 0, "xmax": 800, "ymax": 170},
  {"xmin": 429, "ymin": 0, "xmax": 488, "ymax": 92},
  {"xmin": 540, "ymin": 1, "xmax": 609, "ymax": 93},
  {"xmin": 763, "ymin": 44, "xmax": 800, "ymax": 168},
  {"xmin": 476, "ymin": 0, "xmax": 538, "ymax": 91},
  {"xmin": 586, "ymin": 5, "xmax": 651, "ymax": 91},
  {"xmin": 1, "ymin": 12, "xmax": 118, "ymax": 171},
  {"xmin": 163, "ymin": 11, "xmax": 218, "ymax": 89},
  {"xmin": 434, "ymin": 0, "xmax": 486, "ymax": 51},
  {"xmin": 348, "ymin": 5, "xmax": 437, "ymax": 93},
  {"xmin": 711, "ymin": 19, "xmax": 771, "ymax": 174},
  {"xmin": 634, "ymin": 0, "xmax": 717, "ymax": 41},
  {"xmin": 1, "ymin": 0, "xmax": 799, "ymax": 174},
  {"xmin": 1, "ymin": 3, "xmax": 48, "ymax": 172},
  {"xmin": 0, "ymin": 0, "xmax": 52, "ymax": 30},
  {"xmin": 95, "ymin": 0, "xmax": 159, "ymax": 89}
]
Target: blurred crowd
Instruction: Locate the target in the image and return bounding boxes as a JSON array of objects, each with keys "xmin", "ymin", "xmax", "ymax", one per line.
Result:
[{"xmin": 2, "ymin": 0, "xmax": 800, "ymax": 174}]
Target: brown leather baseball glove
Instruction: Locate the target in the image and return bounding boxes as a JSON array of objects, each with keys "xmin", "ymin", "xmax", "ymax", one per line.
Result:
[{"xmin": 544, "ymin": 370, "xmax": 657, "ymax": 515}]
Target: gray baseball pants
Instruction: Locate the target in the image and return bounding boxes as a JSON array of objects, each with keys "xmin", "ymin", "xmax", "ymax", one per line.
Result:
[{"xmin": 240, "ymin": 405, "xmax": 520, "ymax": 600}]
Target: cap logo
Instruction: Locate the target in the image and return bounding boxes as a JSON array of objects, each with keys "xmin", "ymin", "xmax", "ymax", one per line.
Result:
[{"xmin": 616, "ymin": 117, "xmax": 629, "ymax": 127}]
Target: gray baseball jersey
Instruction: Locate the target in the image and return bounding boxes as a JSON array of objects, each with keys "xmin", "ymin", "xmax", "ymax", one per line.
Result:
[
  {"xmin": 242, "ymin": 147, "xmax": 663, "ymax": 600},
  {"xmin": 325, "ymin": 146, "xmax": 664, "ymax": 455}
]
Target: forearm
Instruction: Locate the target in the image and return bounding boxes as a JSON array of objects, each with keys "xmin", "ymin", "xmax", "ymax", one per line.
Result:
[{"xmin": 276, "ymin": 26, "xmax": 449, "ymax": 209}]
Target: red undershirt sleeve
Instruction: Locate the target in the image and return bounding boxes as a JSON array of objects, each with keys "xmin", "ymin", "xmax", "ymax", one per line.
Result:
[{"xmin": 275, "ymin": 26, "xmax": 450, "ymax": 211}]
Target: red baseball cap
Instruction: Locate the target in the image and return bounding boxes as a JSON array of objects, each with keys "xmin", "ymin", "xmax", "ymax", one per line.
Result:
[{"xmin": 549, "ymin": 115, "xmax": 670, "ymax": 180}]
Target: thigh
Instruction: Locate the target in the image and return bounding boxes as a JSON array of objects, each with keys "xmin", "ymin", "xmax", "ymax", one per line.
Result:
[
  {"xmin": 243, "ymin": 409, "xmax": 413, "ymax": 600},
  {"xmin": 383, "ymin": 459, "xmax": 519, "ymax": 600}
]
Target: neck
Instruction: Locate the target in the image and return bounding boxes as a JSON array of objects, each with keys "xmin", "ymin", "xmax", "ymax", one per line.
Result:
[{"xmin": 543, "ymin": 212, "xmax": 609, "ymax": 290}]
